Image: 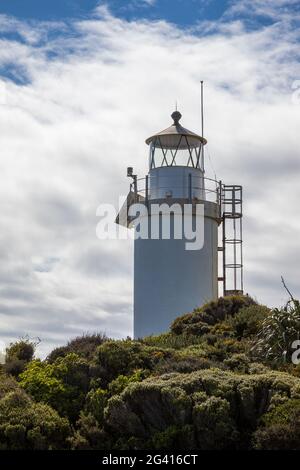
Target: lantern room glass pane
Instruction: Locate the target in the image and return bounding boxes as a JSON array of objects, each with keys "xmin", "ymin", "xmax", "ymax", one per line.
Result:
[{"xmin": 150, "ymin": 138, "xmax": 202, "ymax": 169}]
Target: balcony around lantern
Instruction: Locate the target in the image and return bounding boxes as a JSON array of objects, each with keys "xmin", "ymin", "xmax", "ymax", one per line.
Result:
[{"xmin": 129, "ymin": 173, "xmax": 222, "ymax": 206}]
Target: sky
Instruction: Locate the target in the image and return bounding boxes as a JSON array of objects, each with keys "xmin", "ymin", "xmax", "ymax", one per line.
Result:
[
  {"xmin": 0, "ymin": 0, "xmax": 299, "ymax": 357},
  {"xmin": 0, "ymin": 1, "xmax": 232, "ymax": 25}
]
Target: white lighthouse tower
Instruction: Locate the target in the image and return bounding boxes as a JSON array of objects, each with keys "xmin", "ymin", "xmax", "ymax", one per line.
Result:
[{"xmin": 117, "ymin": 109, "xmax": 243, "ymax": 338}]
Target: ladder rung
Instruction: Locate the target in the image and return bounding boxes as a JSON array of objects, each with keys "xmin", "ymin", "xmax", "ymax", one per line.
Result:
[
  {"xmin": 218, "ymin": 247, "xmax": 224, "ymax": 251},
  {"xmin": 218, "ymin": 277, "xmax": 224, "ymax": 281}
]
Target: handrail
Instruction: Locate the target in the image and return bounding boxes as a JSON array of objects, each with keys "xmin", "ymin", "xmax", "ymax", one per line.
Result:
[{"xmin": 131, "ymin": 174, "xmax": 221, "ymax": 204}]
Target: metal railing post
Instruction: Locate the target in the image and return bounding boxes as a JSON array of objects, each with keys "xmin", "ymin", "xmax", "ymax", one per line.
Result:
[{"xmin": 145, "ymin": 175, "xmax": 149, "ymax": 204}]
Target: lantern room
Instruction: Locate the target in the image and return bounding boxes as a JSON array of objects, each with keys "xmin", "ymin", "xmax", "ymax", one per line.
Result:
[
  {"xmin": 145, "ymin": 110, "xmax": 207, "ymax": 200},
  {"xmin": 146, "ymin": 110, "xmax": 207, "ymax": 170}
]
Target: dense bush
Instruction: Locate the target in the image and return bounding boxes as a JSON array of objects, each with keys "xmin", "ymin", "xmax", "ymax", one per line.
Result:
[
  {"xmin": 104, "ymin": 368, "xmax": 300, "ymax": 449},
  {"xmin": 4, "ymin": 338, "xmax": 36, "ymax": 377},
  {"xmin": 95, "ymin": 340, "xmax": 173, "ymax": 384},
  {"xmin": 154, "ymin": 356, "xmax": 214, "ymax": 375},
  {"xmin": 149, "ymin": 424, "xmax": 196, "ymax": 450},
  {"xmin": 108, "ymin": 370, "xmax": 144, "ymax": 396},
  {"xmin": 47, "ymin": 333, "xmax": 108, "ymax": 362},
  {"xmin": 253, "ymin": 399, "xmax": 300, "ymax": 449},
  {"xmin": 229, "ymin": 304, "xmax": 270, "ymax": 340},
  {"xmin": 171, "ymin": 295, "xmax": 256, "ymax": 336},
  {"xmin": 1, "ymin": 294, "xmax": 300, "ymax": 450},
  {"xmin": 193, "ymin": 396, "xmax": 238, "ymax": 449},
  {"xmin": 19, "ymin": 353, "xmax": 91, "ymax": 421},
  {"xmin": 0, "ymin": 388, "xmax": 70, "ymax": 449},
  {"xmin": 223, "ymin": 353, "xmax": 250, "ymax": 373},
  {"xmin": 69, "ymin": 413, "xmax": 110, "ymax": 450},
  {"xmin": 85, "ymin": 388, "xmax": 109, "ymax": 425},
  {"xmin": 142, "ymin": 333, "xmax": 204, "ymax": 350},
  {"xmin": 0, "ymin": 373, "xmax": 19, "ymax": 398}
]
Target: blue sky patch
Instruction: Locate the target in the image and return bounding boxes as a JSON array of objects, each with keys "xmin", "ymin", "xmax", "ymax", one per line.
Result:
[{"xmin": 0, "ymin": 0, "xmax": 233, "ymax": 25}]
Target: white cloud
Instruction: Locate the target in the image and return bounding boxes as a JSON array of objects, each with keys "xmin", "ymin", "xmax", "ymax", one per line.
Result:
[
  {"xmin": 0, "ymin": 6, "xmax": 299, "ymax": 356},
  {"xmin": 227, "ymin": 0, "xmax": 300, "ymax": 22},
  {"xmin": 137, "ymin": 0, "xmax": 156, "ymax": 5},
  {"xmin": 126, "ymin": 0, "xmax": 156, "ymax": 8}
]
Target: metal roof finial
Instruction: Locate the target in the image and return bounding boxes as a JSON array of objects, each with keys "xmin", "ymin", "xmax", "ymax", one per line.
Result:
[{"xmin": 171, "ymin": 110, "xmax": 182, "ymax": 125}]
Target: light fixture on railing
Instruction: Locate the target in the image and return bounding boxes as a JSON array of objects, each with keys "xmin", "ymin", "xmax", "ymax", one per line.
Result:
[{"xmin": 127, "ymin": 167, "xmax": 137, "ymax": 195}]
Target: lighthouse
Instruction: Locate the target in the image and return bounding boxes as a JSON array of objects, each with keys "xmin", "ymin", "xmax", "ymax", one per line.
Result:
[{"xmin": 116, "ymin": 109, "xmax": 243, "ymax": 338}]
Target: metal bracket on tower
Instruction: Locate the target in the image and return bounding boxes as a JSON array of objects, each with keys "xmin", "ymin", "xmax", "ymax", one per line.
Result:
[{"xmin": 218, "ymin": 184, "xmax": 244, "ymax": 296}]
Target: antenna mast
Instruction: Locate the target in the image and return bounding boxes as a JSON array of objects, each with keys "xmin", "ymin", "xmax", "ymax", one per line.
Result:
[{"xmin": 200, "ymin": 81, "xmax": 204, "ymax": 171}]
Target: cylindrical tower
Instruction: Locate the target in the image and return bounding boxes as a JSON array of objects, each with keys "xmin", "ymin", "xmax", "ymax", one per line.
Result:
[{"xmin": 132, "ymin": 111, "xmax": 221, "ymax": 338}]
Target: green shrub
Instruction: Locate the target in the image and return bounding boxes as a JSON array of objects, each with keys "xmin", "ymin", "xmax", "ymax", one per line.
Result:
[
  {"xmin": 69, "ymin": 413, "xmax": 110, "ymax": 450},
  {"xmin": 96, "ymin": 341, "xmax": 143, "ymax": 382},
  {"xmin": 150, "ymin": 425, "xmax": 195, "ymax": 450},
  {"xmin": 253, "ymin": 423, "xmax": 300, "ymax": 450},
  {"xmin": 4, "ymin": 338, "xmax": 36, "ymax": 377},
  {"xmin": 154, "ymin": 356, "xmax": 213, "ymax": 375},
  {"xmin": 224, "ymin": 354, "xmax": 250, "ymax": 373},
  {"xmin": 142, "ymin": 333, "xmax": 205, "ymax": 350},
  {"xmin": 210, "ymin": 322, "xmax": 233, "ymax": 338},
  {"xmin": 5, "ymin": 338, "xmax": 35, "ymax": 363},
  {"xmin": 47, "ymin": 333, "xmax": 108, "ymax": 362},
  {"xmin": 0, "ymin": 373, "xmax": 19, "ymax": 399},
  {"xmin": 4, "ymin": 359, "xmax": 28, "ymax": 378},
  {"xmin": 193, "ymin": 396, "xmax": 238, "ymax": 449},
  {"xmin": 229, "ymin": 305, "xmax": 270, "ymax": 340},
  {"xmin": 85, "ymin": 388, "xmax": 108, "ymax": 424},
  {"xmin": 171, "ymin": 295, "xmax": 256, "ymax": 336},
  {"xmin": 19, "ymin": 360, "xmax": 66, "ymax": 404},
  {"xmin": 0, "ymin": 389, "xmax": 70, "ymax": 449},
  {"xmin": 108, "ymin": 370, "xmax": 144, "ymax": 396},
  {"xmin": 200, "ymin": 337, "xmax": 244, "ymax": 362},
  {"xmin": 95, "ymin": 340, "xmax": 173, "ymax": 384},
  {"xmin": 104, "ymin": 368, "xmax": 300, "ymax": 449},
  {"xmin": 261, "ymin": 399, "xmax": 300, "ymax": 427},
  {"xmin": 19, "ymin": 353, "xmax": 91, "ymax": 421},
  {"xmin": 253, "ymin": 399, "xmax": 300, "ymax": 449}
]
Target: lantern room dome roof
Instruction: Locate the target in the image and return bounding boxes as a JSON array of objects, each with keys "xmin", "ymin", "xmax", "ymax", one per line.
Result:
[{"xmin": 145, "ymin": 111, "xmax": 207, "ymax": 149}]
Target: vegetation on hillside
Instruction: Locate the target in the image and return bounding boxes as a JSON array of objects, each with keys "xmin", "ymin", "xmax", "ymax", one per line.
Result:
[{"xmin": 1, "ymin": 293, "xmax": 300, "ymax": 450}]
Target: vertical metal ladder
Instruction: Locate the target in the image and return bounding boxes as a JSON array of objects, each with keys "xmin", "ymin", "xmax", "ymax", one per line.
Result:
[{"xmin": 218, "ymin": 184, "xmax": 244, "ymax": 296}]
